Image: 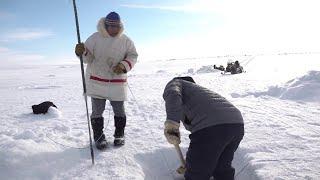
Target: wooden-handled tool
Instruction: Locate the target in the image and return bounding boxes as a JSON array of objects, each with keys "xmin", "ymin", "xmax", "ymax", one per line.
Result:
[{"xmin": 174, "ymin": 144, "xmax": 186, "ymax": 174}]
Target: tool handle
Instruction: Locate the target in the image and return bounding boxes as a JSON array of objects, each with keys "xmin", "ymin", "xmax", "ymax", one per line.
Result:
[{"xmin": 174, "ymin": 144, "xmax": 186, "ymax": 166}]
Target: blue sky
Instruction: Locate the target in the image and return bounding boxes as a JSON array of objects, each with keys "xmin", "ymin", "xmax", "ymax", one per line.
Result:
[{"xmin": 1, "ymin": 0, "xmax": 320, "ymax": 65}]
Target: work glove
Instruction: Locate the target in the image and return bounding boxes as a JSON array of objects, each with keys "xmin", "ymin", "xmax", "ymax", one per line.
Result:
[
  {"xmin": 113, "ymin": 63, "xmax": 126, "ymax": 74},
  {"xmin": 164, "ymin": 120, "xmax": 181, "ymax": 145},
  {"xmin": 176, "ymin": 165, "xmax": 186, "ymax": 175},
  {"xmin": 75, "ymin": 43, "xmax": 85, "ymax": 56}
]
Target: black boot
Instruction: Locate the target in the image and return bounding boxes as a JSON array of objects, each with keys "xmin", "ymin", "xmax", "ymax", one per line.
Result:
[
  {"xmin": 91, "ymin": 117, "xmax": 108, "ymax": 150},
  {"xmin": 114, "ymin": 116, "xmax": 126, "ymax": 146}
]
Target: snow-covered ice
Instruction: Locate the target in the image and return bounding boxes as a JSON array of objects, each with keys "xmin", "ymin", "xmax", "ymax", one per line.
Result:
[
  {"xmin": 232, "ymin": 70, "xmax": 320, "ymax": 102},
  {"xmin": 0, "ymin": 53, "xmax": 320, "ymax": 179}
]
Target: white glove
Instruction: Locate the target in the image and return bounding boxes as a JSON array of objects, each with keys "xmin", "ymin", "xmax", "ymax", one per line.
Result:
[{"xmin": 164, "ymin": 120, "xmax": 181, "ymax": 145}]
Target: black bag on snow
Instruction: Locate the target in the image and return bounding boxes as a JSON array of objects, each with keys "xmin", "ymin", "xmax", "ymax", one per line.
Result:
[{"xmin": 32, "ymin": 101, "xmax": 57, "ymax": 114}]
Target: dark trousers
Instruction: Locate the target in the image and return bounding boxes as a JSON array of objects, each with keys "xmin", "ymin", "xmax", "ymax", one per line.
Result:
[{"xmin": 185, "ymin": 124, "xmax": 244, "ymax": 180}]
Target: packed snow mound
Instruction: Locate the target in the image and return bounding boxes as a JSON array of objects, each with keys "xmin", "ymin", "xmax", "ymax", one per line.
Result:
[
  {"xmin": 244, "ymin": 54, "xmax": 320, "ymax": 82},
  {"xmin": 46, "ymin": 107, "xmax": 62, "ymax": 118},
  {"xmin": 187, "ymin": 68, "xmax": 194, "ymax": 74},
  {"xmin": 183, "ymin": 65, "xmax": 220, "ymax": 74},
  {"xmin": 233, "ymin": 71, "xmax": 320, "ymax": 102},
  {"xmin": 277, "ymin": 71, "xmax": 320, "ymax": 102},
  {"xmin": 196, "ymin": 65, "xmax": 219, "ymax": 74}
]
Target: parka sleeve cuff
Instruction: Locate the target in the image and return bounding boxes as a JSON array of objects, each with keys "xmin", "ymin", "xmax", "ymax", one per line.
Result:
[{"xmin": 120, "ymin": 59, "xmax": 134, "ymax": 72}]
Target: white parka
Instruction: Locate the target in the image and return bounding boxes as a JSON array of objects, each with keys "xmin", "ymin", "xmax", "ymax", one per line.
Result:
[{"xmin": 82, "ymin": 17, "xmax": 138, "ymax": 101}]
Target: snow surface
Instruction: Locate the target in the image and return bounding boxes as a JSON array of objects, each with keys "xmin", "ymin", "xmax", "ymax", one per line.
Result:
[
  {"xmin": 0, "ymin": 53, "xmax": 320, "ymax": 180},
  {"xmin": 231, "ymin": 70, "xmax": 320, "ymax": 102}
]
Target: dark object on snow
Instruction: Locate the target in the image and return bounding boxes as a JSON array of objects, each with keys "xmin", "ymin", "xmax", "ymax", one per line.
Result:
[
  {"xmin": 214, "ymin": 65, "xmax": 225, "ymax": 71},
  {"xmin": 174, "ymin": 76, "xmax": 196, "ymax": 83},
  {"xmin": 221, "ymin": 60, "xmax": 244, "ymax": 74},
  {"xmin": 226, "ymin": 62, "xmax": 234, "ymax": 73},
  {"xmin": 230, "ymin": 61, "xmax": 244, "ymax": 74},
  {"xmin": 32, "ymin": 101, "xmax": 57, "ymax": 114}
]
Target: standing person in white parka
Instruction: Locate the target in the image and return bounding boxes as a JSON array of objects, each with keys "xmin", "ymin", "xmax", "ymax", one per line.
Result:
[{"xmin": 75, "ymin": 12, "xmax": 138, "ymax": 150}]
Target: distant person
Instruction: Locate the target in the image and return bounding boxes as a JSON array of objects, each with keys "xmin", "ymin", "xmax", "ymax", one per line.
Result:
[
  {"xmin": 75, "ymin": 12, "xmax": 138, "ymax": 149},
  {"xmin": 225, "ymin": 62, "xmax": 234, "ymax": 73},
  {"xmin": 231, "ymin": 61, "xmax": 243, "ymax": 74},
  {"xmin": 163, "ymin": 76, "xmax": 244, "ymax": 180}
]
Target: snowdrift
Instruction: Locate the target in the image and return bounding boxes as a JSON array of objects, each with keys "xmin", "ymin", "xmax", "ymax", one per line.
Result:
[{"xmin": 232, "ymin": 71, "xmax": 320, "ymax": 102}]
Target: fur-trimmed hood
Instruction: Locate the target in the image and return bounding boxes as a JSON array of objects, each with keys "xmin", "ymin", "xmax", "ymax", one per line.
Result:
[{"xmin": 97, "ymin": 17, "xmax": 124, "ymax": 38}]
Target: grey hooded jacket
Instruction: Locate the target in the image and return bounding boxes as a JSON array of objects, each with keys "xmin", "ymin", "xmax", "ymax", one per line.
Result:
[{"xmin": 163, "ymin": 79, "xmax": 243, "ymax": 133}]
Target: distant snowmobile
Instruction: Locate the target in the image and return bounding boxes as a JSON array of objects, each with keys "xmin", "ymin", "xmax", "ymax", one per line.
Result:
[
  {"xmin": 213, "ymin": 65, "xmax": 225, "ymax": 71},
  {"xmin": 214, "ymin": 60, "xmax": 244, "ymax": 75}
]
